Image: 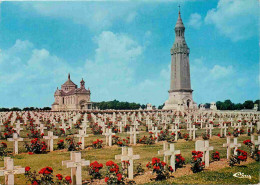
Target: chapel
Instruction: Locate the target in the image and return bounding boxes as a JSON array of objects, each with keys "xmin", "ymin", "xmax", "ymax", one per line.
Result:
[{"xmin": 51, "ymin": 74, "xmax": 93, "ymax": 111}]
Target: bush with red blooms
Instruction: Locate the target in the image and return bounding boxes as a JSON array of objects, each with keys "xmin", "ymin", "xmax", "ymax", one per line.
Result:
[
  {"xmin": 124, "ymin": 124, "xmax": 131, "ymax": 132},
  {"xmin": 24, "ymin": 138, "xmax": 47, "ymax": 154},
  {"xmin": 121, "ymin": 160, "xmax": 130, "ymax": 177},
  {"xmin": 57, "ymin": 139, "xmax": 65, "ymax": 150},
  {"xmin": 54, "ymin": 128, "xmax": 66, "ymax": 137},
  {"xmin": 146, "ymin": 158, "xmax": 173, "ymax": 180},
  {"xmin": 92, "ymin": 139, "xmax": 103, "ymax": 149},
  {"xmin": 27, "ymin": 129, "xmax": 42, "ymax": 139},
  {"xmin": 65, "ymin": 137, "xmax": 81, "ymax": 151},
  {"xmin": 233, "ymin": 129, "xmax": 240, "ymax": 137},
  {"xmin": 211, "ymin": 151, "xmax": 220, "ymax": 161},
  {"xmin": 0, "ymin": 142, "xmax": 8, "ymax": 159},
  {"xmin": 116, "ymin": 138, "xmax": 129, "ymax": 147},
  {"xmin": 202, "ymin": 133, "xmax": 209, "ymax": 140},
  {"xmin": 24, "ymin": 166, "xmax": 71, "ymax": 185},
  {"xmin": 175, "ymin": 154, "xmax": 185, "ymax": 169},
  {"xmin": 89, "ymin": 161, "xmax": 103, "ymax": 179},
  {"xmin": 1, "ymin": 121, "xmax": 14, "ymax": 139},
  {"xmin": 183, "ymin": 133, "xmax": 190, "ymax": 141},
  {"xmin": 158, "ymin": 130, "xmax": 175, "ymax": 143},
  {"xmin": 229, "ymin": 149, "xmax": 247, "ymax": 166},
  {"xmin": 243, "ymin": 139, "xmax": 259, "ymax": 160},
  {"xmin": 137, "ymin": 133, "xmax": 156, "ymax": 145},
  {"xmin": 90, "ymin": 123, "xmax": 103, "ymax": 135},
  {"xmin": 104, "ymin": 160, "xmax": 124, "ymax": 184},
  {"xmin": 190, "ymin": 151, "xmax": 205, "ymax": 173}
]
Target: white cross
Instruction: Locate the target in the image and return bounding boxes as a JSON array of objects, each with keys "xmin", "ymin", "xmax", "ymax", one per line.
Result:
[
  {"xmin": 164, "ymin": 144, "xmax": 180, "ymax": 172},
  {"xmin": 169, "ymin": 125, "xmax": 180, "ymax": 141},
  {"xmin": 230, "ymin": 137, "xmax": 241, "ymax": 155},
  {"xmin": 62, "ymin": 152, "xmax": 90, "ymax": 185},
  {"xmin": 74, "ymin": 130, "xmax": 89, "ymax": 150},
  {"xmin": 13, "ymin": 124, "xmax": 23, "ymax": 135},
  {"xmin": 158, "ymin": 142, "xmax": 169, "ymax": 163},
  {"xmin": 43, "ymin": 131, "xmax": 58, "ymax": 152},
  {"xmin": 195, "ymin": 140, "xmax": 213, "ymax": 167},
  {"xmin": 223, "ymin": 136, "xmax": 232, "ymax": 159},
  {"xmin": 0, "ymin": 157, "xmax": 25, "ymax": 185},
  {"xmin": 37, "ymin": 124, "xmax": 47, "ymax": 135},
  {"xmin": 149, "ymin": 126, "xmax": 161, "ymax": 143},
  {"xmin": 116, "ymin": 147, "xmax": 140, "ymax": 180},
  {"xmin": 127, "ymin": 127, "xmax": 139, "ymax": 145},
  {"xmin": 187, "ymin": 125, "xmax": 198, "ymax": 140},
  {"xmin": 102, "ymin": 128, "xmax": 115, "ymax": 147},
  {"xmin": 7, "ymin": 133, "xmax": 23, "ymax": 155}
]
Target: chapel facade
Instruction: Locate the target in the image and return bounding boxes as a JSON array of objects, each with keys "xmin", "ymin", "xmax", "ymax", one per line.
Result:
[{"xmin": 51, "ymin": 74, "xmax": 93, "ymax": 111}]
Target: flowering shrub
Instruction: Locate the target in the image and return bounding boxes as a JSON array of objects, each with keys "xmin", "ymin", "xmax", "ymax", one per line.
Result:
[
  {"xmin": 146, "ymin": 158, "xmax": 173, "ymax": 180},
  {"xmin": 89, "ymin": 161, "xmax": 103, "ymax": 179},
  {"xmin": 243, "ymin": 139, "xmax": 259, "ymax": 160},
  {"xmin": 65, "ymin": 137, "xmax": 81, "ymax": 151},
  {"xmin": 202, "ymin": 133, "xmax": 209, "ymax": 140},
  {"xmin": 135, "ymin": 163, "xmax": 144, "ymax": 176},
  {"xmin": 90, "ymin": 123, "xmax": 103, "ymax": 135},
  {"xmin": 104, "ymin": 161, "xmax": 124, "ymax": 184},
  {"xmin": 175, "ymin": 154, "xmax": 185, "ymax": 169},
  {"xmin": 24, "ymin": 138, "xmax": 47, "ymax": 154},
  {"xmin": 92, "ymin": 139, "xmax": 103, "ymax": 149},
  {"xmin": 233, "ymin": 130, "xmax": 240, "ymax": 137},
  {"xmin": 54, "ymin": 128, "xmax": 66, "ymax": 137},
  {"xmin": 137, "ymin": 135, "xmax": 156, "ymax": 145},
  {"xmin": 183, "ymin": 133, "xmax": 189, "ymax": 141},
  {"xmin": 57, "ymin": 140, "xmax": 65, "ymax": 150},
  {"xmin": 27, "ymin": 129, "xmax": 42, "ymax": 139},
  {"xmin": 211, "ymin": 151, "xmax": 220, "ymax": 161},
  {"xmin": 229, "ymin": 149, "xmax": 247, "ymax": 166},
  {"xmin": 0, "ymin": 142, "xmax": 8, "ymax": 159},
  {"xmin": 190, "ymin": 151, "xmax": 204, "ymax": 173},
  {"xmin": 24, "ymin": 166, "xmax": 71, "ymax": 184}
]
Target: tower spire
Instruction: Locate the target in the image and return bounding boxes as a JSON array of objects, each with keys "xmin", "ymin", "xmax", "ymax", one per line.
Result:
[{"xmin": 68, "ymin": 73, "xmax": 70, "ymax": 80}]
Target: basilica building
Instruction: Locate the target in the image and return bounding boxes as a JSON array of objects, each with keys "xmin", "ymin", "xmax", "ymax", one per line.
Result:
[{"xmin": 51, "ymin": 74, "xmax": 93, "ymax": 111}]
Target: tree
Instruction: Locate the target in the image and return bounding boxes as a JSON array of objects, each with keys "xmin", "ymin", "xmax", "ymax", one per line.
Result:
[
  {"xmin": 243, "ymin": 100, "xmax": 254, "ymax": 109},
  {"xmin": 158, "ymin": 103, "xmax": 165, "ymax": 109}
]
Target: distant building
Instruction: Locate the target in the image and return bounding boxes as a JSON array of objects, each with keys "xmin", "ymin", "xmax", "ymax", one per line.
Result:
[{"xmin": 52, "ymin": 74, "xmax": 93, "ymax": 111}]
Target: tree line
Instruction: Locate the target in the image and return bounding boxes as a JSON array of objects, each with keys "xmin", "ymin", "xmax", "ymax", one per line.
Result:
[{"xmin": 93, "ymin": 100, "xmax": 146, "ymax": 110}]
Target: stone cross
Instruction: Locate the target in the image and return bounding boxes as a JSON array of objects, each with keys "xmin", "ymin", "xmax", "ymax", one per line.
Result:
[
  {"xmin": 127, "ymin": 127, "xmax": 139, "ymax": 145},
  {"xmin": 246, "ymin": 122, "xmax": 253, "ymax": 133},
  {"xmin": 37, "ymin": 124, "xmax": 47, "ymax": 135},
  {"xmin": 59, "ymin": 122, "xmax": 69, "ymax": 134},
  {"xmin": 75, "ymin": 130, "xmax": 89, "ymax": 150},
  {"xmin": 118, "ymin": 121, "xmax": 124, "ymax": 133},
  {"xmin": 251, "ymin": 135, "xmax": 260, "ymax": 147},
  {"xmin": 223, "ymin": 137, "xmax": 232, "ymax": 159},
  {"xmin": 0, "ymin": 157, "xmax": 25, "ymax": 185},
  {"xmin": 169, "ymin": 125, "xmax": 180, "ymax": 141},
  {"xmin": 164, "ymin": 144, "xmax": 180, "ymax": 172},
  {"xmin": 62, "ymin": 152, "xmax": 90, "ymax": 185},
  {"xmin": 7, "ymin": 133, "xmax": 23, "ymax": 155},
  {"xmin": 103, "ymin": 128, "xmax": 115, "ymax": 147},
  {"xmin": 195, "ymin": 140, "xmax": 213, "ymax": 167},
  {"xmin": 43, "ymin": 131, "xmax": 58, "ymax": 152},
  {"xmin": 116, "ymin": 147, "xmax": 140, "ymax": 180},
  {"xmin": 149, "ymin": 126, "xmax": 161, "ymax": 143},
  {"xmin": 230, "ymin": 137, "xmax": 241, "ymax": 155},
  {"xmin": 187, "ymin": 125, "xmax": 198, "ymax": 140},
  {"xmin": 13, "ymin": 124, "xmax": 23, "ymax": 135},
  {"xmin": 158, "ymin": 142, "xmax": 169, "ymax": 163}
]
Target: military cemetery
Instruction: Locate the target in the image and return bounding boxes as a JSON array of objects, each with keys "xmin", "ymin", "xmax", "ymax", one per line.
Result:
[{"xmin": 0, "ymin": 0, "xmax": 258, "ymax": 184}]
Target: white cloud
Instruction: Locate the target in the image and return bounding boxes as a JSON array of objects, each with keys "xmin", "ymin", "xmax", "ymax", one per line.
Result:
[
  {"xmin": 188, "ymin": 13, "xmax": 202, "ymax": 29},
  {"xmin": 19, "ymin": 2, "xmax": 139, "ymax": 30},
  {"xmin": 205, "ymin": 0, "xmax": 258, "ymax": 41},
  {"xmin": 210, "ymin": 65, "xmax": 233, "ymax": 79}
]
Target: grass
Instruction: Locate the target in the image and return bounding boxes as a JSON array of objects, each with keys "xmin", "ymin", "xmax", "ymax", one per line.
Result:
[{"xmin": 0, "ymin": 123, "xmax": 259, "ymax": 184}]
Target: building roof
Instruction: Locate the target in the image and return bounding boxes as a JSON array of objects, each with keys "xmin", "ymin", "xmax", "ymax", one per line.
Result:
[{"xmin": 62, "ymin": 73, "xmax": 77, "ymax": 86}]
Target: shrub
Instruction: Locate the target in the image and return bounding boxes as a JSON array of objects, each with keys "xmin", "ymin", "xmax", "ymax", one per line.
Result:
[
  {"xmin": 212, "ymin": 151, "xmax": 220, "ymax": 161},
  {"xmin": 175, "ymin": 154, "xmax": 185, "ymax": 169},
  {"xmin": 146, "ymin": 157, "xmax": 173, "ymax": 181},
  {"xmin": 229, "ymin": 149, "xmax": 247, "ymax": 166},
  {"xmin": 57, "ymin": 140, "xmax": 65, "ymax": 150},
  {"xmin": 65, "ymin": 137, "xmax": 81, "ymax": 151},
  {"xmin": 89, "ymin": 161, "xmax": 103, "ymax": 179},
  {"xmin": 104, "ymin": 160, "xmax": 124, "ymax": 184},
  {"xmin": 202, "ymin": 133, "xmax": 209, "ymax": 140},
  {"xmin": 92, "ymin": 139, "xmax": 103, "ymax": 149},
  {"xmin": 0, "ymin": 142, "xmax": 8, "ymax": 159},
  {"xmin": 24, "ymin": 138, "xmax": 47, "ymax": 154},
  {"xmin": 190, "ymin": 151, "xmax": 205, "ymax": 173},
  {"xmin": 24, "ymin": 166, "xmax": 71, "ymax": 184}
]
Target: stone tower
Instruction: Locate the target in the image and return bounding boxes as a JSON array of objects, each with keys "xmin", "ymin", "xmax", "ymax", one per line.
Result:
[{"xmin": 163, "ymin": 9, "xmax": 197, "ymax": 110}]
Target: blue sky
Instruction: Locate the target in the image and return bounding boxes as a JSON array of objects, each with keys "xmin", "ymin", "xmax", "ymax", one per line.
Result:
[{"xmin": 0, "ymin": 0, "xmax": 259, "ymax": 108}]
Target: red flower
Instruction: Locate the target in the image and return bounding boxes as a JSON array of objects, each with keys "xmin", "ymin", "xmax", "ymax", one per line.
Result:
[
  {"xmin": 25, "ymin": 166, "xmax": 31, "ymax": 172},
  {"xmin": 56, "ymin": 174, "xmax": 63, "ymax": 180},
  {"xmin": 117, "ymin": 173, "xmax": 122, "ymax": 181},
  {"xmin": 105, "ymin": 177, "xmax": 109, "ymax": 182},
  {"xmin": 65, "ymin": 176, "xmax": 72, "ymax": 183},
  {"xmin": 32, "ymin": 181, "xmax": 38, "ymax": 185}
]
